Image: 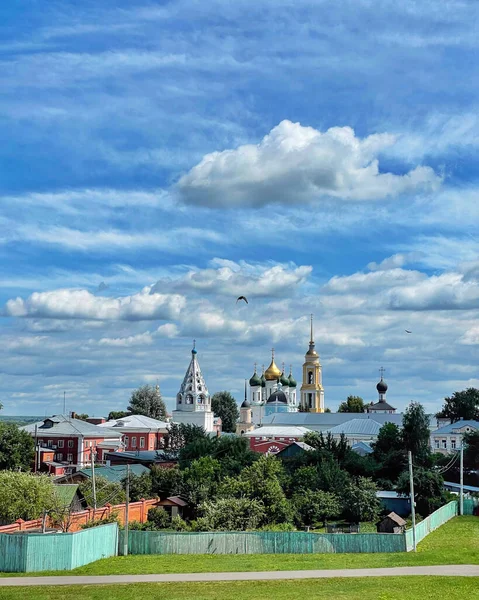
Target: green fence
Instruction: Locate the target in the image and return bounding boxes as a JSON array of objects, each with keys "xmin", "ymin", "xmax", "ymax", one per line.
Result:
[
  {"xmin": 463, "ymin": 498, "xmax": 478, "ymax": 515},
  {"xmin": 0, "ymin": 523, "xmax": 118, "ymax": 573},
  {"xmin": 121, "ymin": 529, "xmax": 406, "ymax": 555},
  {"xmin": 405, "ymin": 501, "xmax": 457, "ymax": 551}
]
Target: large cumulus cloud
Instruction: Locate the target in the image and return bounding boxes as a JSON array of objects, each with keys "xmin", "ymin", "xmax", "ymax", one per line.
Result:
[{"xmin": 178, "ymin": 120, "xmax": 441, "ymax": 208}]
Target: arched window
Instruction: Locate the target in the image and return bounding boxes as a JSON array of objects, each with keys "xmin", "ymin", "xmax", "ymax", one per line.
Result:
[
  {"xmin": 308, "ymin": 371, "xmax": 314, "ymax": 384},
  {"xmin": 186, "ymin": 395, "xmax": 193, "ymax": 405},
  {"xmin": 198, "ymin": 395, "xmax": 205, "ymax": 404},
  {"xmin": 177, "ymin": 394, "xmax": 182, "ymax": 404}
]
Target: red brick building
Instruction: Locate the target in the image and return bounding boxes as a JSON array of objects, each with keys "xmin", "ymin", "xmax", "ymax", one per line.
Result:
[
  {"xmin": 22, "ymin": 414, "xmax": 124, "ymax": 473},
  {"xmin": 97, "ymin": 414, "xmax": 169, "ymax": 451},
  {"xmin": 243, "ymin": 425, "xmax": 311, "ymax": 454}
]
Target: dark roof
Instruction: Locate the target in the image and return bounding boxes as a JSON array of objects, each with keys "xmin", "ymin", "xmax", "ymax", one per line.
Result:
[
  {"xmin": 105, "ymin": 450, "xmax": 179, "ymax": 462},
  {"xmin": 161, "ymin": 496, "xmax": 188, "ymax": 507},
  {"xmin": 367, "ymin": 401, "xmax": 396, "ymax": 411},
  {"xmin": 78, "ymin": 464, "xmax": 150, "ymax": 482},
  {"xmin": 267, "ymin": 390, "xmax": 288, "ymax": 404},
  {"xmin": 381, "ymin": 512, "xmax": 407, "ymax": 527},
  {"xmin": 22, "ymin": 414, "xmax": 122, "ymax": 438},
  {"xmin": 241, "ymin": 399, "xmax": 251, "ymax": 408}
]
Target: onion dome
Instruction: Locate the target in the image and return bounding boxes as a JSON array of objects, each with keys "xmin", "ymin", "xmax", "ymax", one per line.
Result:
[
  {"xmin": 376, "ymin": 377, "xmax": 388, "ymax": 394},
  {"xmin": 249, "ymin": 370, "xmax": 262, "ymax": 387},
  {"xmin": 266, "ymin": 390, "xmax": 288, "ymax": 404},
  {"xmin": 241, "ymin": 398, "xmax": 251, "ymax": 408},
  {"xmin": 280, "ymin": 370, "xmax": 290, "ymax": 387},
  {"xmin": 265, "ymin": 349, "xmax": 282, "ymax": 381},
  {"xmin": 260, "ymin": 373, "xmax": 266, "ymax": 387},
  {"xmin": 288, "ymin": 369, "xmax": 297, "ymax": 388},
  {"xmin": 191, "ymin": 340, "xmax": 197, "ymax": 355}
]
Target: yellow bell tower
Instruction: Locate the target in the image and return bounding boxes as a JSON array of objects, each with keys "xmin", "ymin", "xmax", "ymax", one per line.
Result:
[{"xmin": 300, "ymin": 315, "xmax": 324, "ymax": 413}]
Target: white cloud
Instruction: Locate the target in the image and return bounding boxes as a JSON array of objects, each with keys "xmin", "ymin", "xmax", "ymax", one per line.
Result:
[
  {"xmin": 5, "ymin": 288, "xmax": 185, "ymax": 321},
  {"xmin": 98, "ymin": 332, "xmax": 154, "ymax": 347},
  {"xmin": 156, "ymin": 323, "xmax": 179, "ymax": 338},
  {"xmin": 177, "ymin": 120, "xmax": 441, "ymax": 207},
  {"xmin": 151, "ymin": 259, "xmax": 312, "ymax": 298},
  {"xmin": 367, "ymin": 253, "xmax": 421, "ymax": 272}
]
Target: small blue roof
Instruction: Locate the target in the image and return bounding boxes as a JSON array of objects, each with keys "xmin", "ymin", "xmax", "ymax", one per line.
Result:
[
  {"xmin": 432, "ymin": 420, "xmax": 479, "ymax": 435},
  {"xmin": 351, "ymin": 441, "xmax": 374, "ymax": 455},
  {"xmin": 79, "ymin": 464, "xmax": 149, "ymax": 482},
  {"xmin": 443, "ymin": 481, "xmax": 479, "ymax": 493}
]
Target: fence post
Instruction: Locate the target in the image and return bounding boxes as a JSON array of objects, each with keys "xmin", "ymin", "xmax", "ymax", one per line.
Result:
[
  {"xmin": 16, "ymin": 519, "xmax": 24, "ymax": 531},
  {"xmin": 140, "ymin": 498, "xmax": 146, "ymax": 523}
]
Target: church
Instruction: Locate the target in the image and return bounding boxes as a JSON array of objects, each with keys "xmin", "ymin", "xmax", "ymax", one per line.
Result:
[{"xmin": 247, "ymin": 316, "xmax": 325, "ymax": 425}]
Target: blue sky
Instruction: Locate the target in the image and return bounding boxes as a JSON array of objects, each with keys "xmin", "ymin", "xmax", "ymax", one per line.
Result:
[{"xmin": 1, "ymin": 0, "xmax": 479, "ymax": 416}]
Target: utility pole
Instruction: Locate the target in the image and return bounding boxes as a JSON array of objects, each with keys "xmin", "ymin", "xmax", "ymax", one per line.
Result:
[
  {"xmin": 460, "ymin": 443, "xmax": 464, "ymax": 516},
  {"xmin": 123, "ymin": 464, "xmax": 130, "ymax": 556},
  {"xmin": 91, "ymin": 448, "xmax": 97, "ymax": 511},
  {"xmin": 408, "ymin": 451, "xmax": 417, "ymax": 552},
  {"xmin": 34, "ymin": 425, "xmax": 38, "ymax": 474}
]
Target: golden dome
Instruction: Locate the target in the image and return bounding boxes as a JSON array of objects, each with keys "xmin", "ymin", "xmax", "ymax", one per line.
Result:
[{"xmin": 264, "ymin": 357, "xmax": 282, "ymax": 381}]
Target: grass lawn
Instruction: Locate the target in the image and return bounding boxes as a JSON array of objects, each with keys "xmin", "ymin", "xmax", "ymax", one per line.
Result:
[
  {"xmin": 0, "ymin": 516, "xmax": 477, "ymax": 578},
  {"xmin": 0, "ymin": 577, "xmax": 478, "ymax": 600}
]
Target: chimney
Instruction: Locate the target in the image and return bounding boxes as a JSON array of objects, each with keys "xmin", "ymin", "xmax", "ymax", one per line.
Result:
[{"xmin": 71, "ymin": 411, "xmax": 77, "ymax": 419}]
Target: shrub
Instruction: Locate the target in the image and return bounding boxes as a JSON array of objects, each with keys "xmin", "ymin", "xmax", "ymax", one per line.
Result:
[
  {"xmin": 81, "ymin": 512, "xmax": 120, "ymax": 529},
  {"xmin": 147, "ymin": 506, "xmax": 171, "ymax": 529}
]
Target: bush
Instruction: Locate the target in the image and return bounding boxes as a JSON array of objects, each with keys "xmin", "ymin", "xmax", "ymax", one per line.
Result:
[
  {"xmin": 0, "ymin": 472, "xmax": 56, "ymax": 524},
  {"xmin": 170, "ymin": 515, "xmax": 189, "ymax": 531},
  {"xmin": 258, "ymin": 522, "xmax": 296, "ymax": 532},
  {"xmin": 81, "ymin": 512, "xmax": 120, "ymax": 529},
  {"xmin": 147, "ymin": 506, "xmax": 171, "ymax": 529}
]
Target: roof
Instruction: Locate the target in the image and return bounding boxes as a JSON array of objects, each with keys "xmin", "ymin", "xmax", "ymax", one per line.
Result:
[
  {"xmin": 367, "ymin": 401, "xmax": 396, "ymax": 411},
  {"xmin": 432, "ymin": 420, "xmax": 479, "ymax": 435},
  {"xmin": 443, "ymin": 481, "xmax": 479, "ymax": 493},
  {"xmin": 276, "ymin": 441, "xmax": 314, "ymax": 456},
  {"xmin": 159, "ymin": 496, "xmax": 188, "ymax": 507},
  {"xmin": 243, "ymin": 426, "xmax": 311, "ymax": 438},
  {"xmin": 78, "ymin": 464, "xmax": 150, "ymax": 482},
  {"xmin": 376, "ymin": 491, "xmax": 403, "ymax": 499},
  {"xmin": 98, "ymin": 414, "xmax": 169, "ymax": 430},
  {"xmin": 105, "ymin": 449, "xmax": 179, "ymax": 462},
  {"xmin": 261, "ymin": 412, "xmax": 438, "ymax": 430},
  {"xmin": 53, "ymin": 484, "xmax": 80, "ymax": 507},
  {"xmin": 21, "ymin": 414, "xmax": 122, "ymax": 438},
  {"xmin": 351, "ymin": 441, "xmax": 374, "ymax": 455},
  {"xmin": 381, "ymin": 512, "xmax": 407, "ymax": 526},
  {"xmin": 327, "ymin": 418, "xmax": 382, "ymax": 436}
]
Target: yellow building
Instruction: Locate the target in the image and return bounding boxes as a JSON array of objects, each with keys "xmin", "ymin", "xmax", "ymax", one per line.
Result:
[{"xmin": 300, "ymin": 315, "xmax": 324, "ymax": 413}]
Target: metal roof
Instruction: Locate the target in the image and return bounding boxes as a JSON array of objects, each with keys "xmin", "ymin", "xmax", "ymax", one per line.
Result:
[
  {"xmin": 432, "ymin": 420, "xmax": 479, "ymax": 435},
  {"xmin": 243, "ymin": 426, "xmax": 311, "ymax": 438},
  {"xmin": 327, "ymin": 418, "xmax": 382, "ymax": 436},
  {"xmin": 22, "ymin": 414, "xmax": 122, "ymax": 438},
  {"xmin": 351, "ymin": 441, "xmax": 374, "ymax": 454},
  {"xmin": 78, "ymin": 464, "xmax": 150, "ymax": 482},
  {"xmin": 261, "ymin": 412, "xmax": 438, "ymax": 430},
  {"xmin": 98, "ymin": 414, "xmax": 169, "ymax": 430}
]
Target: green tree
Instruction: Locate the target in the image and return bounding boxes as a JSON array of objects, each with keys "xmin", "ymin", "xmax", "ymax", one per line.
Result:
[
  {"xmin": 463, "ymin": 430, "xmax": 479, "ymax": 470},
  {"xmin": 199, "ymin": 497, "xmax": 265, "ymax": 531},
  {"xmin": 436, "ymin": 388, "xmax": 479, "ymax": 422},
  {"xmin": 181, "ymin": 456, "xmax": 222, "ymax": 514},
  {"xmin": 128, "ymin": 385, "xmax": 167, "ymax": 420},
  {"xmin": 126, "ymin": 472, "xmax": 153, "ymax": 502},
  {"xmin": 211, "ymin": 391, "xmax": 240, "ymax": 433},
  {"xmin": 396, "ymin": 467, "xmax": 446, "ymax": 516},
  {"xmin": 147, "ymin": 506, "xmax": 171, "ymax": 529},
  {"xmin": 79, "ymin": 475, "xmax": 126, "ymax": 508},
  {"xmin": 293, "ymin": 489, "xmax": 342, "ymax": 527},
  {"xmin": 402, "ymin": 402, "xmax": 431, "ymax": 465},
  {"xmin": 0, "ymin": 422, "xmax": 34, "ymax": 471},
  {"xmin": 161, "ymin": 423, "xmax": 207, "ymax": 451},
  {"xmin": 150, "ymin": 465, "xmax": 183, "ymax": 498},
  {"xmin": 75, "ymin": 413, "xmax": 89, "ymax": 420},
  {"xmin": 372, "ymin": 422, "xmax": 406, "ymax": 483},
  {"xmin": 0, "ymin": 472, "xmax": 56, "ymax": 524},
  {"xmin": 107, "ymin": 410, "xmax": 130, "ymax": 421},
  {"xmin": 342, "ymin": 477, "xmax": 381, "ymax": 523},
  {"xmin": 220, "ymin": 455, "xmax": 292, "ymax": 526},
  {"xmin": 338, "ymin": 396, "xmax": 365, "ymax": 413}
]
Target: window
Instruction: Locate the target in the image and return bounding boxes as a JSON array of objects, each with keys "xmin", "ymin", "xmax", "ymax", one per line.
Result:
[
  {"xmin": 442, "ymin": 439, "xmax": 447, "ymax": 449},
  {"xmin": 57, "ymin": 440, "xmax": 64, "ymax": 448},
  {"xmin": 68, "ymin": 440, "xmax": 74, "ymax": 448},
  {"xmin": 451, "ymin": 439, "xmax": 456, "ymax": 449},
  {"xmin": 56, "ymin": 453, "xmax": 63, "ymax": 461},
  {"xmin": 140, "ymin": 437, "xmax": 145, "ymax": 448},
  {"xmin": 67, "ymin": 453, "xmax": 73, "ymax": 462},
  {"xmin": 47, "ymin": 439, "xmax": 53, "ymax": 448},
  {"xmin": 308, "ymin": 393, "xmax": 313, "ymax": 408},
  {"xmin": 434, "ymin": 439, "xmax": 440, "ymax": 449},
  {"xmin": 124, "ymin": 436, "xmax": 129, "ymax": 446},
  {"xmin": 132, "ymin": 437, "xmax": 137, "ymax": 448}
]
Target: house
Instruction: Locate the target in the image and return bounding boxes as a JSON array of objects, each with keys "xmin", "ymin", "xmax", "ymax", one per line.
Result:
[
  {"xmin": 157, "ymin": 496, "xmax": 188, "ymax": 518},
  {"xmin": 430, "ymin": 419, "xmax": 479, "ymax": 454},
  {"xmin": 376, "ymin": 512, "xmax": 407, "ymax": 534},
  {"xmin": 97, "ymin": 414, "xmax": 169, "ymax": 452},
  {"xmin": 376, "ymin": 491, "xmax": 411, "ymax": 517},
  {"xmin": 325, "ymin": 418, "xmax": 382, "ymax": 445},
  {"xmin": 22, "ymin": 414, "xmax": 124, "ymax": 470},
  {"xmin": 276, "ymin": 441, "xmax": 314, "ymax": 458},
  {"xmin": 243, "ymin": 426, "xmax": 311, "ymax": 454},
  {"xmin": 351, "ymin": 441, "xmax": 373, "ymax": 456},
  {"xmin": 52, "ymin": 484, "xmax": 86, "ymax": 513},
  {"xmin": 55, "ymin": 464, "xmax": 150, "ymax": 484}
]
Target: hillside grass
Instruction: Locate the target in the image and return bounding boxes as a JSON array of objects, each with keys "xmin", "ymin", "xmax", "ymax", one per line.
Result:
[{"xmin": 0, "ymin": 577, "xmax": 478, "ymax": 600}]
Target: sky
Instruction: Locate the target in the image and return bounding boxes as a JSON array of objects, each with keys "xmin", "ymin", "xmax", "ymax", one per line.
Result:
[{"xmin": 1, "ymin": 0, "xmax": 479, "ymax": 416}]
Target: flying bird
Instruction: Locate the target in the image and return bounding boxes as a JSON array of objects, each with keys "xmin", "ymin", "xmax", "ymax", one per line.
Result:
[
  {"xmin": 405, "ymin": 330, "xmax": 412, "ymax": 334},
  {"xmin": 236, "ymin": 296, "xmax": 248, "ymax": 304}
]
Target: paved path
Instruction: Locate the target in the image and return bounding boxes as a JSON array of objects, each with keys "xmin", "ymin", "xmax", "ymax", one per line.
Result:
[{"xmin": 1, "ymin": 565, "xmax": 478, "ymax": 586}]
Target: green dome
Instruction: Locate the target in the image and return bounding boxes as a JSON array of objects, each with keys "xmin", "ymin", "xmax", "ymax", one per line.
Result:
[
  {"xmin": 280, "ymin": 371, "xmax": 290, "ymax": 386},
  {"xmin": 260, "ymin": 373, "xmax": 266, "ymax": 387},
  {"xmin": 288, "ymin": 373, "xmax": 297, "ymax": 387},
  {"xmin": 249, "ymin": 372, "xmax": 262, "ymax": 386}
]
